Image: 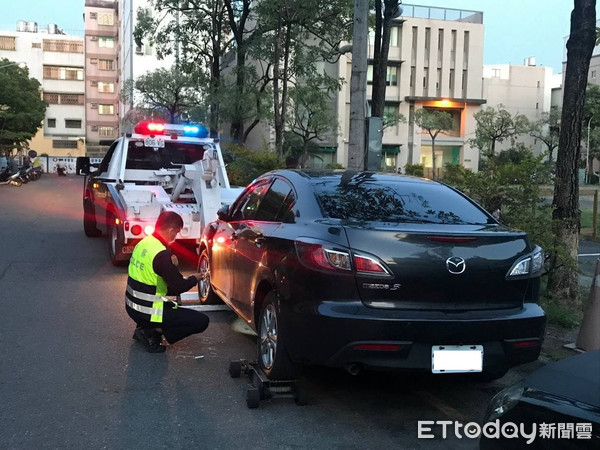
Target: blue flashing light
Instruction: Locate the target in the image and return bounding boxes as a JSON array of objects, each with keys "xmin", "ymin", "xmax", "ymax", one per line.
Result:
[{"xmin": 183, "ymin": 124, "xmax": 209, "ymax": 138}]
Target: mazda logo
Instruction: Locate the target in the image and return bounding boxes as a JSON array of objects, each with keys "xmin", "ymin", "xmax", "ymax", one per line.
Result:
[{"xmin": 446, "ymin": 256, "xmax": 466, "ymax": 274}]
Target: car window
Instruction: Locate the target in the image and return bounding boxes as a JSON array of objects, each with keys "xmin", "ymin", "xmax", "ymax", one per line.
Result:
[
  {"xmin": 125, "ymin": 141, "xmax": 206, "ymax": 170},
  {"xmin": 230, "ymin": 179, "xmax": 271, "ymax": 221},
  {"xmin": 254, "ymin": 178, "xmax": 295, "ymax": 222},
  {"xmin": 97, "ymin": 141, "xmax": 119, "ymax": 175},
  {"xmin": 313, "ymin": 178, "xmax": 493, "ymax": 224}
]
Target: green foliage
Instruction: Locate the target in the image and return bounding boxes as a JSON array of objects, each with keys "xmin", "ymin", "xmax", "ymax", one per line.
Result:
[
  {"xmin": 221, "ymin": 143, "xmax": 283, "ymax": 186},
  {"xmin": 404, "ymin": 163, "xmax": 424, "ymax": 176},
  {"xmin": 413, "ymin": 108, "xmax": 454, "ymax": 137},
  {"xmin": 326, "ymin": 162, "xmax": 345, "ymax": 169},
  {"xmin": 0, "ymin": 59, "xmax": 47, "ymax": 157}
]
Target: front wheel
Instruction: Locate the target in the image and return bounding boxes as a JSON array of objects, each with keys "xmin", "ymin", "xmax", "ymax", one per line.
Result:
[
  {"xmin": 257, "ymin": 292, "xmax": 295, "ymax": 380},
  {"xmin": 83, "ymin": 199, "xmax": 101, "ymax": 238},
  {"xmin": 197, "ymin": 249, "xmax": 222, "ymax": 304},
  {"xmin": 107, "ymin": 213, "xmax": 127, "ymax": 267}
]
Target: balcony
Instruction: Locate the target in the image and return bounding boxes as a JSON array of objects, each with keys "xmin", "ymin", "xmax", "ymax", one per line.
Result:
[{"xmin": 400, "ymin": 4, "xmax": 483, "ymax": 23}]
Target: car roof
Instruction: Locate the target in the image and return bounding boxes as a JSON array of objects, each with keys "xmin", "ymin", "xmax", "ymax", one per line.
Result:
[{"xmin": 267, "ymin": 169, "xmax": 440, "ymax": 186}]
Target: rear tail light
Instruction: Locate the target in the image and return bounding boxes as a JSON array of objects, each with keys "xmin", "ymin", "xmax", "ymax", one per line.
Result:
[
  {"xmin": 507, "ymin": 339, "xmax": 540, "ymax": 349},
  {"xmin": 131, "ymin": 225, "xmax": 142, "ymax": 236},
  {"xmin": 294, "ymin": 240, "xmax": 391, "ymax": 275},
  {"xmin": 507, "ymin": 246, "xmax": 544, "ymax": 278},
  {"xmin": 353, "ymin": 343, "xmax": 401, "ymax": 351}
]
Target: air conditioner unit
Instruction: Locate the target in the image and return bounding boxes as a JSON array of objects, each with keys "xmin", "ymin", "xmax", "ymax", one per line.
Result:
[
  {"xmin": 135, "ymin": 45, "xmax": 143, "ymax": 54},
  {"xmin": 91, "ymin": 103, "xmax": 98, "ymax": 109},
  {"xmin": 90, "ymin": 58, "xmax": 97, "ymax": 64},
  {"xmin": 90, "ymin": 80, "xmax": 98, "ymax": 86},
  {"xmin": 91, "ymin": 125, "xmax": 98, "ymax": 131},
  {"xmin": 90, "ymin": 12, "xmax": 97, "ymax": 19},
  {"xmin": 91, "ymin": 36, "xmax": 98, "ymax": 41}
]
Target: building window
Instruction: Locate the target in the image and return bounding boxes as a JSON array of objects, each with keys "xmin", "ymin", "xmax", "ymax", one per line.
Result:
[
  {"xmin": 390, "ymin": 26, "xmax": 399, "ymax": 47},
  {"xmin": 52, "ymin": 140, "xmax": 78, "ymax": 149},
  {"xmin": 43, "ymin": 93, "xmax": 59, "ymax": 104},
  {"xmin": 98, "ymin": 81, "xmax": 115, "ymax": 93},
  {"xmin": 43, "ymin": 40, "xmax": 83, "ymax": 53},
  {"xmin": 98, "ymin": 59, "xmax": 114, "ymax": 71},
  {"xmin": 32, "ymin": 42, "xmax": 41, "ymax": 48},
  {"xmin": 43, "ymin": 65, "xmax": 83, "ymax": 80},
  {"xmin": 492, "ymin": 68, "xmax": 501, "ymax": 77},
  {"xmin": 97, "ymin": 13, "xmax": 114, "ymax": 26},
  {"xmin": 98, "ymin": 104, "xmax": 114, "ymax": 115},
  {"xmin": 592, "ymin": 70, "xmax": 597, "ymax": 79},
  {"xmin": 65, "ymin": 119, "xmax": 82, "ymax": 129},
  {"xmin": 98, "ymin": 37, "xmax": 114, "ymax": 48},
  {"xmin": 386, "ymin": 66, "xmax": 398, "ymax": 86},
  {"xmin": 47, "ymin": 118, "xmax": 56, "ymax": 128},
  {"xmin": 0, "ymin": 36, "xmax": 16, "ymax": 50},
  {"xmin": 99, "ymin": 126, "xmax": 115, "ymax": 137},
  {"xmin": 61, "ymin": 94, "xmax": 84, "ymax": 105}
]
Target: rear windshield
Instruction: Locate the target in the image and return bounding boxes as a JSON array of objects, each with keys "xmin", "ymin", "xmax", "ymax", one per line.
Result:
[
  {"xmin": 312, "ymin": 178, "xmax": 493, "ymax": 225},
  {"xmin": 125, "ymin": 140, "xmax": 208, "ymax": 170}
]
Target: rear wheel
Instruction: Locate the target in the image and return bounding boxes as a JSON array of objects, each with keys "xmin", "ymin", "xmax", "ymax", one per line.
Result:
[
  {"xmin": 197, "ymin": 249, "xmax": 222, "ymax": 304},
  {"xmin": 10, "ymin": 179, "xmax": 22, "ymax": 187},
  {"xmin": 257, "ymin": 292, "xmax": 295, "ymax": 380},
  {"xmin": 107, "ymin": 213, "xmax": 127, "ymax": 267},
  {"xmin": 83, "ymin": 199, "xmax": 101, "ymax": 238}
]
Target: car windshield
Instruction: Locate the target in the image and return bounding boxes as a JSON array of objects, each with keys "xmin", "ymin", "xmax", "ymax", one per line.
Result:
[
  {"xmin": 312, "ymin": 177, "xmax": 493, "ymax": 225},
  {"xmin": 125, "ymin": 140, "xmax": 208, "ymax": 170}
]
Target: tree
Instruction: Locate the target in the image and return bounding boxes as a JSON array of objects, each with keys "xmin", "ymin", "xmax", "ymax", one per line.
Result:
[
  {"xmin": 528, "ymin": 106, "xmax": 561, "ymax": 165},
  {"xmin": 469, "ymin": 104, "xmax": 529, "ymax": 168},
  {"xmin": 285, "ymin": 76, "xmax": 340, "ymax": 166},
  {"xmin": 547, "ymin": 0, "xmax": 596, "ymax": 306},
  {"xmin": 0, "ymin": 59, "xmax": 47, "ymax": 158},
  {"xmin": 413, "ymin": 108, "xmax": 453, "ymax": 180},
  {"xmin": 370, "ymin": 1, "xmax": 401, "ymax": 119},
  {"xmin": 120, "ymin": 67, "xmax": 204, "ymax": 126}
]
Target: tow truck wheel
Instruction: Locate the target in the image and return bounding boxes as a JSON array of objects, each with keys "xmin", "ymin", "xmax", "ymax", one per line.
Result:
[
  {"xmin": 83, "ymin": 199, "xmax": 101, "ymax": 238},
  {"xmin": 197, "ymin": 249, "xmax": 222, "ymax": 304},
  {"xmin": 107, "ymin": 213, "xmax": 128, "ymax": 267}
]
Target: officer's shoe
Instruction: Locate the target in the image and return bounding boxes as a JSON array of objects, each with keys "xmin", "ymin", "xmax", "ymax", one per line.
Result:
[{"xmin": 134, "ymin": 328, "xmax": 166, "ymax": 353}]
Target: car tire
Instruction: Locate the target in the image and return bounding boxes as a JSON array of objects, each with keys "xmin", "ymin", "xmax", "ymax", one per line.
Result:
[
  {"xmin": 107, "ymin": 213, "xmax": 128, "ymax": 267},
  {"xmin": 257, "ymin": 292, "xmax": 295, "ymax": 380},
  {"xmin": 197, "ymin": 249, "xmax": 222, "ymax": 304},
  {"xmin": 83, "ymin": 199, "xmax": 101, "ymax": 238}
]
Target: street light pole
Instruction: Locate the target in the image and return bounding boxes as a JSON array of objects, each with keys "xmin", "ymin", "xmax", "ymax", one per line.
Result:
[
  {"xmin": 587, "ymin": 115, "xmax": 594, "ymax": 184},
  {"xmin": 0, "ymin": 61, "xmax": 26, "ymax": 70}
]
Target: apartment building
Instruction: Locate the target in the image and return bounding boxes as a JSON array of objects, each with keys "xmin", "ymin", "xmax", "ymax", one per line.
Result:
[
  {"xmin": 483, "ymin": 58, "xmax": 560, "ymax": 156},
  {"xmin": 119, "ymin": 0, "xmax": 175, "ymax": 132},
  {"xmin": 0, "ymin": 22, "xmax": 86, "ymax": 157},
  {"xmin": 84, "ymin": 0, "xmax": 120, "ymax": 156}
]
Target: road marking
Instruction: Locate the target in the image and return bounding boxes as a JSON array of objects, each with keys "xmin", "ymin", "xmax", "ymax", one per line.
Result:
[{"xmin": 578, "ymin": 253, "xmax": 600, "ymax": 257}]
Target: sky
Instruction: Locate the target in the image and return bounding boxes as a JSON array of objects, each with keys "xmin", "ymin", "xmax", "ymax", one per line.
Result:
[{"xmin": 0, "ymin": 0, "xmax": 594, "ymax": 73}]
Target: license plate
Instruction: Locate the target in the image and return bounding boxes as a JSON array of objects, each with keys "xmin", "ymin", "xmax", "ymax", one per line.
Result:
[
  {"xmin": 144, "ymin": 137, "xmax": 165, "ymax": 148},
  {"xmin": 122, "ymin": 246, "xmax": 135, "ymax": 254},
  {"xmin": 431, "ymin": 345, "xmax": 483, "ymax": 373}
]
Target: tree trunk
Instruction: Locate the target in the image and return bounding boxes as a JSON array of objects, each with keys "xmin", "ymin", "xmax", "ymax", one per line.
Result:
[
  {"xmin": 371, "ymin": 0, "xmax": 394, "ymax": 119},
  {"xmin": 431, "ymin": 134, "xmax": 437, "ymax": 181},
  {"xmin": 547, "ymin": 0, "xmax": 596, "ymax": 306},
  {"xmin": 272, "ymin": 7, "xmax": 283, "ymax": 157}
]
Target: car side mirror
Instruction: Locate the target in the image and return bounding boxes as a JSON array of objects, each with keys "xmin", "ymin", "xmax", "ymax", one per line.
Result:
[{"xmin": 217, "ymin": 204, "xmax": 231, "ymax": 221}]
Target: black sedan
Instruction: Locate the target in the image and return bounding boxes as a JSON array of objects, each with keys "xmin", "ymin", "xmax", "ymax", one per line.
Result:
[
  {"xmin": 198, "ymin": 170, "xmax": 546, "ymax": 379},
  {"xmin": 480, "ymin": 350, "xmax": 600, "ymax": 449}
]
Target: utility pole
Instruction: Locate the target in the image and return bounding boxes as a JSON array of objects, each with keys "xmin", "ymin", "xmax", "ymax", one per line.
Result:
[{"xmin": 347, "ymin": 0, "xmax": 369, "ymax": 171}]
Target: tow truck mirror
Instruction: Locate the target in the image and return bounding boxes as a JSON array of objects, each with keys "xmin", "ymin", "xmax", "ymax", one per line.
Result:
[{"xmin": 217, "ymin": 204, "xmax": 231, "ymax": 221}]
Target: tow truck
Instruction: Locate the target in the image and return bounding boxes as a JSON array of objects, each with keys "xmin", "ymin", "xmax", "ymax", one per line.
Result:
[{"xmin": 82, "ymin": 120, "xmax": 242, "ymax": 266}]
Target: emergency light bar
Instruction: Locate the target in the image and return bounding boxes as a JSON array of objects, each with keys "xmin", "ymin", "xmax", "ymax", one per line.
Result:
[{"xmin": 133, "ymin": 121, "xmax": 209, "ymax": 138}]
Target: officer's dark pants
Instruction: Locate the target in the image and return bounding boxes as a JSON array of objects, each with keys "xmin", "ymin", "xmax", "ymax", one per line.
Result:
[{"xmin": 126, "ymin": 302, "xmax": 209, "ymax": 344}]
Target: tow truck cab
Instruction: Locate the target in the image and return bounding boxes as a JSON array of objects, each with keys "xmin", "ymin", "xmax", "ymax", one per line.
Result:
[{"xmin": 83, "ymin": 121, "xmax": 242, "ymax": 266}]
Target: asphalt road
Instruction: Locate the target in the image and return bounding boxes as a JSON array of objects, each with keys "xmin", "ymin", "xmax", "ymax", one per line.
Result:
[{"xmin": 0, "ymin": 175, "xmax": 574, "ymax": 449}]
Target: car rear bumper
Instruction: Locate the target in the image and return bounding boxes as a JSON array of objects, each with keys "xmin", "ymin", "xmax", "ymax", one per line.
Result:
[{"xmin": 284, "ymin": 302, "xmax": 546, "ymax": 373}]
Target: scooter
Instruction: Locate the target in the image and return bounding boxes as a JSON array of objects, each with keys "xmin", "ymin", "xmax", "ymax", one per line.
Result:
[
  {"xmin": 0, "ymin": 167, "xmax": 24, "ymax": 187},
  {"xmin": 57, "ymin": 165, "xmax": 67, "ymax": 177}
]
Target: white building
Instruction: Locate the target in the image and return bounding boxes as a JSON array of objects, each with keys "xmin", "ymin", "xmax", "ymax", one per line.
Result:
[
  {"xmin": 238, "ymin": 4, "xmax": 486, "ymax": 176},
  {"xmin": 0, "ymin": 22, "xmax": 86, "ymax": 157},
  {"xmin": 119, "ymin": 0, "xmax": 176, "ymax": 130},
  {"xmin": 482, "ymin": 58, "xmax": 560, "ymax": 155}
]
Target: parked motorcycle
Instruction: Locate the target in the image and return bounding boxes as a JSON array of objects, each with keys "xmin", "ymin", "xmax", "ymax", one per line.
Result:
[
  {"xmin": 0, "ymin": 167, "xmax": 23, "ymax": 187},
  {"xmin": 57, "ymin": 165, "xmax": 67, "ymax": 177}
]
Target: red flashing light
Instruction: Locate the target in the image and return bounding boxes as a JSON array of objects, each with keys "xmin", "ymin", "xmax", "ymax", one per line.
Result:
[{"xmin": 134, "ymin": 121, "xmax": 166, "ymax": 135}]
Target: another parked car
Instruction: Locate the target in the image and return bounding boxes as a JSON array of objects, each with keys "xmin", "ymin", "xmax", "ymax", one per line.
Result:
[
  {"xmin": 198, "ymin": 170, "xmax": 546, "ymax": 379},
  {"xmin": 480, "ymin": 350, "xmax": 600, "ymax": 449}
]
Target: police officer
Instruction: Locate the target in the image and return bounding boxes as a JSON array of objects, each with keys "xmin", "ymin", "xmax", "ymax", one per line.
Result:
[{"xmin": 125, "ymin": 211, "xmax": 209, "ymax": 353}]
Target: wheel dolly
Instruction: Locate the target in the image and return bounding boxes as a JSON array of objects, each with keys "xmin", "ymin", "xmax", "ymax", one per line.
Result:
[{"xmin": 229, "ymin": 359, "xmax": 308, "ymax": 409}]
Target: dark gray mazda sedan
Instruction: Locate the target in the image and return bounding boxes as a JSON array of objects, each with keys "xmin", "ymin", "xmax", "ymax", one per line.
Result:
[{"xmin": 198, "ymin": 170, "xmax": 546, "ymax": 380}]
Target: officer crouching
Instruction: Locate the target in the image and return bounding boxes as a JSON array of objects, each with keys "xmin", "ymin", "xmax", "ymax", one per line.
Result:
[{"xmin": 125, "ymin": 211, "xmax": 208, "ymax": 352}]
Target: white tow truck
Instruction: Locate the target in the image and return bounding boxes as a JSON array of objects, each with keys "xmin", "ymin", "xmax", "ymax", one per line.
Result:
[{"xmin": 83, "ymin": 120, "xmax": 242, "ymax": 266}]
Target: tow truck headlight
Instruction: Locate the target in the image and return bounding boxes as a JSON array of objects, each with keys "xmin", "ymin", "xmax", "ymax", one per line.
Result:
[{"xmin": 507, "ymin": 246, "xmax": 544, "ymax": 278}]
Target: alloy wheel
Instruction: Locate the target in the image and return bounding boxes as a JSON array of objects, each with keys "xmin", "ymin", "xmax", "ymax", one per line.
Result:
[{"xmin": 260, "ymin": 304, "xmax": 278, "ymax": 371}]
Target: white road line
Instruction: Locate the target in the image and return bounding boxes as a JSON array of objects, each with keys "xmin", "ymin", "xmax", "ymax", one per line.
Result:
[{"xmin": 578, "ymin": 253, "xmax": 600, "ymax": 257}]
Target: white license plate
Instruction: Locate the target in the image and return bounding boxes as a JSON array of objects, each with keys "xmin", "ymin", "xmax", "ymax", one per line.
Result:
[
  {"xmin": 144, "ymin": 137, "xmax": 165, "ymax": 148},
  {"xmin": 431, "ymin": 345, "xmax": 483, "ymax": 373}
]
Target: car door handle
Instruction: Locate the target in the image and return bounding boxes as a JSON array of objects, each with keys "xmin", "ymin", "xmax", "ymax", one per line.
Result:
[{"xmin": 254, "ymin": 233, "xmax": 265, "ymax": 247}]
